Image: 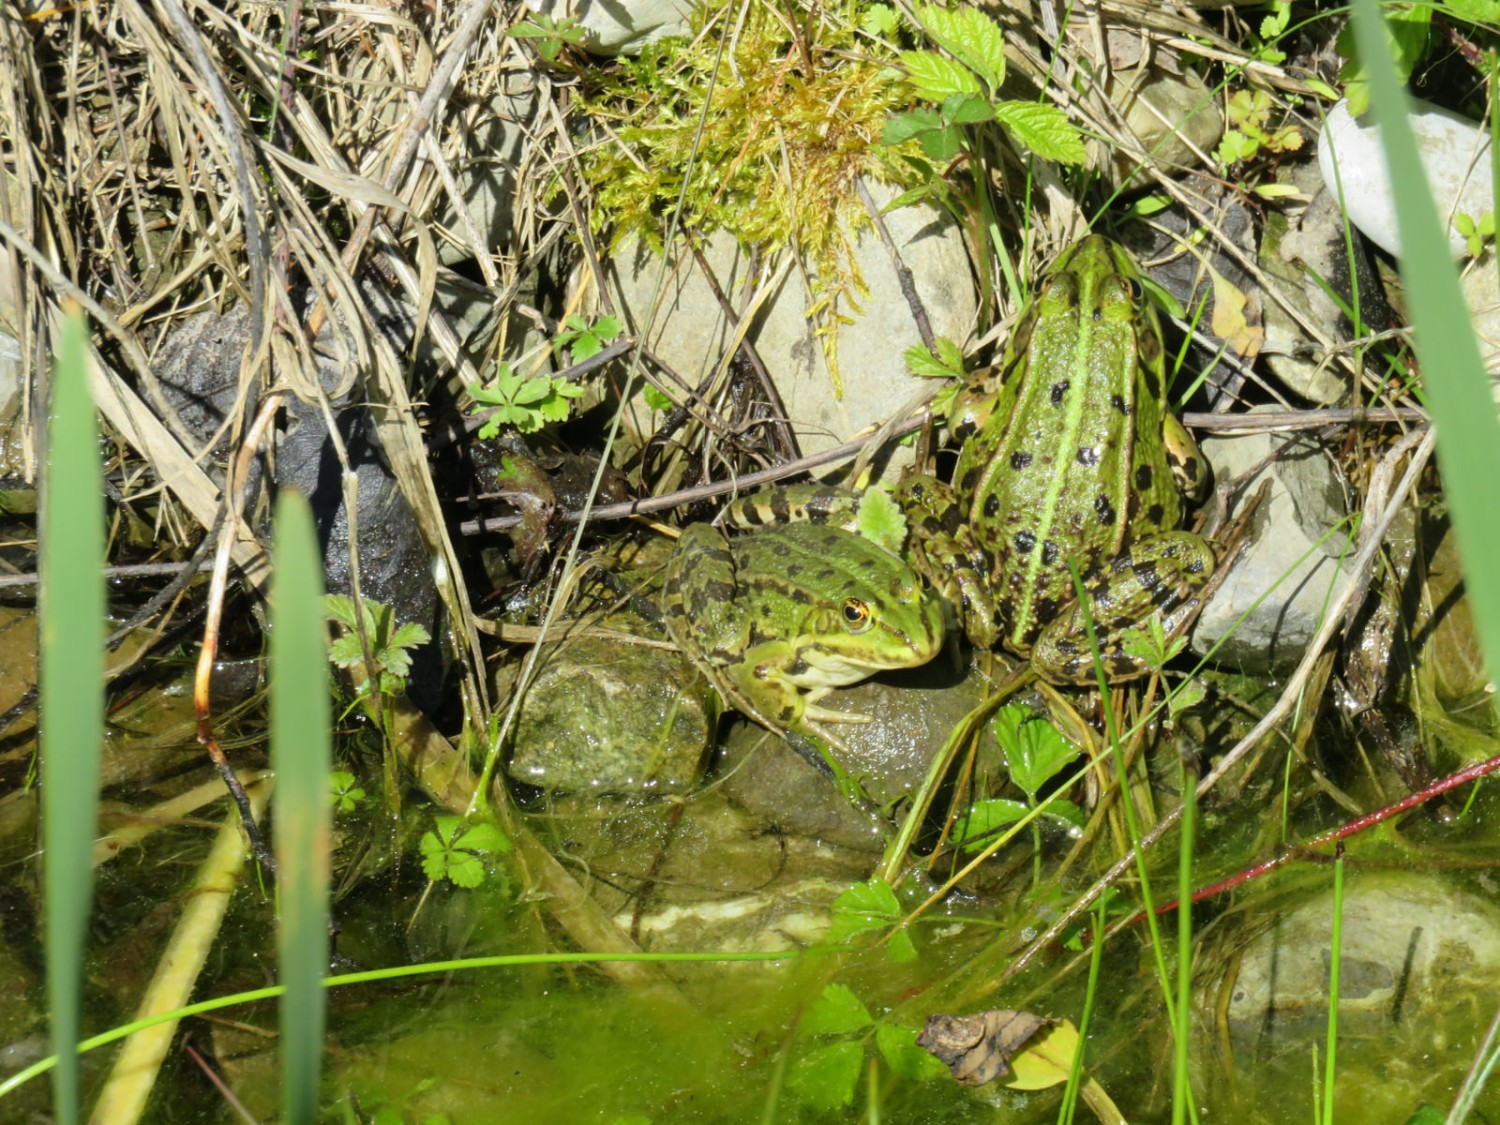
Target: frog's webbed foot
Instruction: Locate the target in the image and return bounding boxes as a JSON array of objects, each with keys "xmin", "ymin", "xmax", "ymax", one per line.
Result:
[{"xmin": 782, "ymin": 725, "xmax": 882, "ymax": 816}]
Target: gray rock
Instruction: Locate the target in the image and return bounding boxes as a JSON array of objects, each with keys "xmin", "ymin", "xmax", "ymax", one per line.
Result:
[
  {"xmin": 1105, "ymin": 64, "xmax": 1223, "ymax": 187},
  {"xmin": 501, "ymin": 632, "xmax": 719, "ymax": 794},
  {"xmin": 1216, "ymin": 872, "xmax": 1500, "ymax": 1042},
  {"xmin": 1193, "ymin": 415, "xmax": 1357, "ymax": 673},
  {"xmin": 1318, "ymin": 97, "xmax": 1493, "ymax": 260},
  {"xmin": 154, "ymin": 297, "xmax": 445, "ymax": 710},
  {"xmin": 524, "ymin": 0, "xmax": 693, "ymax": 55},
  {"xmin": 718, "ymin": 656, "xmax": 1002, "ymax": 851},
  {"xmin": 603, "ymin": 182, "xmax": 976, "ymax": 471},
  {"xmin": 1261, "ymin": 164, "xmax": 1392, "ymax": 406}
]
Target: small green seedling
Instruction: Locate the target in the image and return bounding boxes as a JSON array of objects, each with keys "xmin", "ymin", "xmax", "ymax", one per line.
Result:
[
  {"xmin": 329, "ymin": 770, "xmax": 366, "ymax": 814},
  {"xmin": 1456, "ymin": 210, "xmax": 1495, "ymax": 259},
  {"xmin": 468, "ymin": 362, "xmax": 586, "ymax": 438},
  {"xmin": 787, "ymin": 983, "xmax": 949, "ymax": 1110},
  {"xmin": 419, "ymin": 815, "xmax": 512, "ymax": 889},
  {"xmin": 325, "ymin": 594, "xmax": 432, "ymax": 700},
  {"xmin": 509, "ymin": 12, "xmax": 587, "ymax": 62}
]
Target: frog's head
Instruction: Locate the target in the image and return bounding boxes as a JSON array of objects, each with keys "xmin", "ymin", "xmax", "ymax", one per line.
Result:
[{"xmin": 784, "ymin": 539, "xmax": 945, "ymax": 690}]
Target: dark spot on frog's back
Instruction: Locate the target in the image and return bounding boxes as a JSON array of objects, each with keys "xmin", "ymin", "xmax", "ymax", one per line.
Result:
[
  {"xmin": 1094, "ymin": 495, "xmax": 1116, "ymax": 525},
  {"xmin": 982, "ymin": 494, "xmax": 1001, "ymax": 519},
  {"xmin": 770, "ymin": 541, "xmax": 792, "ymax": 557},
  {"xmin": 1040, "ymin": 540, "xmax": 1059, "ymax": 565},
  {"xmin": 1050, "ymin": 380, "xmax": 1070, "ymax": 406},
  {"xmin": 1014, "ymin": 530, "xmax": 1036, "ymax": 555},
  {"xmin": 1077, "ymin": 446, "xmax": 1099, "ymax": 467},
  {"xmin": 1134, "ymin": 465, "xmax": 1153, "ymax": 491},
  {"xmin": 1010, "ymin": 450, "xmax": 1032, "ymax": 471},
  {"xmin": 702, "ymin": 579, "xmax": 736, "ymax": 603},
  {"xmin": 1146, "ymin": 502, "xmax": 1165, "ymax": 526},
  {"xmin": 958, "ymin": 467, "xmax": 981, "ymax": 493},
  {"xmin": 784, "ymin": 562, "xmax": 803, "ymax": 579},
  {"xmin": 1137, "ymin": 325, "xmax": 1162, "ymax": 365},
  {"xmin": 1110, "ymin": 394, "xmax": 1129, "ymax": 416}
]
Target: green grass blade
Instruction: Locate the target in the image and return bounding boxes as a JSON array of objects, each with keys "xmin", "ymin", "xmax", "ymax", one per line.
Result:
[
  {"xmin": 270, "ymin": 490, "xmax": 331, "ymax": 1125},
  {"xmin": 1351, "ymin": 0, "xmax": 1500, "ymax": 693},
  {"xmin": 41, "ymin": 312, "xmax": 105, "ymax": 1125}
]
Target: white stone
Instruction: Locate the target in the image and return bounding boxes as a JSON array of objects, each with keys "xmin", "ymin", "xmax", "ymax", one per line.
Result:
[
  {"xmin": 527, "ymin": 0, "xmax": 692, "ymax": 56},
  {"xmin": 603, "ymin": 183, "xmax": 977, "ymax": 472},
  {"xmin": 1317, "ymin": 97, "xmax": 1493, "ymax": 260}
]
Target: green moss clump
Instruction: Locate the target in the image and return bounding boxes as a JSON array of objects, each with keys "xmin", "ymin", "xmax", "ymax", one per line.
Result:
[{"xmin": 578, "ymin": 2, "xmax": 924, "ymax": 376}]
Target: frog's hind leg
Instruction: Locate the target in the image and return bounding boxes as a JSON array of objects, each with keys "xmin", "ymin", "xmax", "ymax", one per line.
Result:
[{"xmin": 1033, "ymin": 531, "xmax": 1215, "ymax": 684}]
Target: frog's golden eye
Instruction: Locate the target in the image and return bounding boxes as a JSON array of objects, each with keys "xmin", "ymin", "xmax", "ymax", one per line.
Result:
[{"xmin": 842, "ymin": 597, "xmax": 872, "ymax": 632}]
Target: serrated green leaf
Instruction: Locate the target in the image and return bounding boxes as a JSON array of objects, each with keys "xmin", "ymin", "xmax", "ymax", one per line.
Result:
[
  {"xmin": 323, "ymin": 593, "xmax": 358, "ymax": 627},
  {"xmin": 494, "ymin": 362, "xmax": 522, "ymax": 396},
  {"xmin": 513, "ymin": 376, "xmax": 554, "ymax": 406},
  {"xmin": 917, "ymin": 4, "xmax": 1006, "ymax": 91},
  {"xmin": 905, "ymin": 343, "xmax": 950, "ymax": 378},
  {"xmin": 389, "ymin": 622, "xmax": 432, "ymax": 650},
  {"xmin": 943, "ymin": 93, "xmax": 994, "ymax": 125},
  {"xmin": 642, "ymin": 385, "xmax": 674, "ymax": 412},
  {"xmin": 919, "ymin": 124, "xmax": 965, "ymax": 162},
  {"xmin": 829, "ymin": 877, "xmax": 902, "ymax": 943},
  {"xmin": 788, "ymin": 1041, "xmax": 864, "ymax": 1110},
  {"xmin": 802, "ymin": 984, "xmax": 873, "ymax": 1036},
  {"xmin": 991, "ymin": 100, "xmax": 1086, "ymax": 164},
  {"xmin": 570, "ymin": 333, "xmax": 604, "ymax": 362},
  {"xmin": 861, "ymin": 2, "xmax": 897, "ymax": 36},
  {"xmin": 455, "ymin": 822, "xmax": 511, "ymax": 855},
  {"xmin": 444, "ymin": 851, "xmax": 487, "ymax": 888},
  {"xmin": 882, "ymin": 108, "xmax": 943, "ymax": 146},
  {"xmin": 875, "ymin": 1022, "xmax": 950, "ymax": 1081},
  {"xmin": 328, "ymin": 633, "xmax": 365, "ymax": 668},
  {"xmin": 854, "ymin": 487, "xmax": 908, "ymax": 556},
  {"xmin": 899, "ymin": 49, "xmax": 982, "ymax": 101}
]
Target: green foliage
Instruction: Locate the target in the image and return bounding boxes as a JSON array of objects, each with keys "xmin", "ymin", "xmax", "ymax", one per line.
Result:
[
  {"xmin": 1336, "ymin": 1, "xmax": 1433, "ymax": 116},
  {"xmin": 419, "ymin": 815, "xmax": 512, "ymax": 889},
  {"xmin": 1456, "ymin": 210, "xmax": 1495, "ymax": 259},
  {"xmin": 469, "ymin": 362, "xmax": 586, "ymax": 438},
  {"xmin": 853, "ymin": 486, "xmax": 909, "ymax": 557},
  {"xmin": 510, "ymin": 12, "xmax": 587, "ymax": 62},
  {"xmin": 884, "ymin": 4, "xmax": 1084, "ymax": 166},
  {"xmin": 329, "ymin": 770, "xmax": 366, "ymax": 814},
  {"xmin": 641, "ymin": 384, "xmax": 675, "ymax": 412},
  {"xmin": 904, "ymin": 336, "xmax": 965, "ymax": 381},
  {"xmin": 1215, "ymin": 87, "xmax": 1303, "ymax": 167},
  {"xmin": 554, "ymin": 313, "xmax": 622, "ymax": 364},
  {"xmin": 578, "ymin": 4, "xmax": 920, "ymax": 354},
  {"xmin": 1250, "ymin": 0, "xmax": 1291, "ymax": 65},
  {"xmin": 993, "ymin": 703, "xmax": 1081, "ymax": 799},
  {"xmin": 829, "ymin": 877, "xmax": 916, "ymax": 962},
  {"xmin": 787, "ymin": 984, "xmax": 947, "ymax": 1109},
  {"xmin": 325, "ymin": 594, "xmax": 432, "ymax": 698}
]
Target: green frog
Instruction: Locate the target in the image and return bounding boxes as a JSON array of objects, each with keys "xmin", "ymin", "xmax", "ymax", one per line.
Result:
[
  {"xmin": 898, "ymin": 234, "xmax": 1215, "ymax": 684},
  {"xmin": 662, "ymin": 489, "xmax": 944, "ymax": 786}
]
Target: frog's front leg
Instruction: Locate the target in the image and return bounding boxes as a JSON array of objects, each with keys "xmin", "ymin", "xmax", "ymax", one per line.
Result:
[
  {"xmin": 895, "ymin": 475, "xmax": 999, "ymax": 650},
  {"xmin": 1032, "ymin": 531, "xmax": 1215, "ymax": 685},
  {"xmin": 719, "ymin": 660, "xmax": 874, "ymax": 801}
]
